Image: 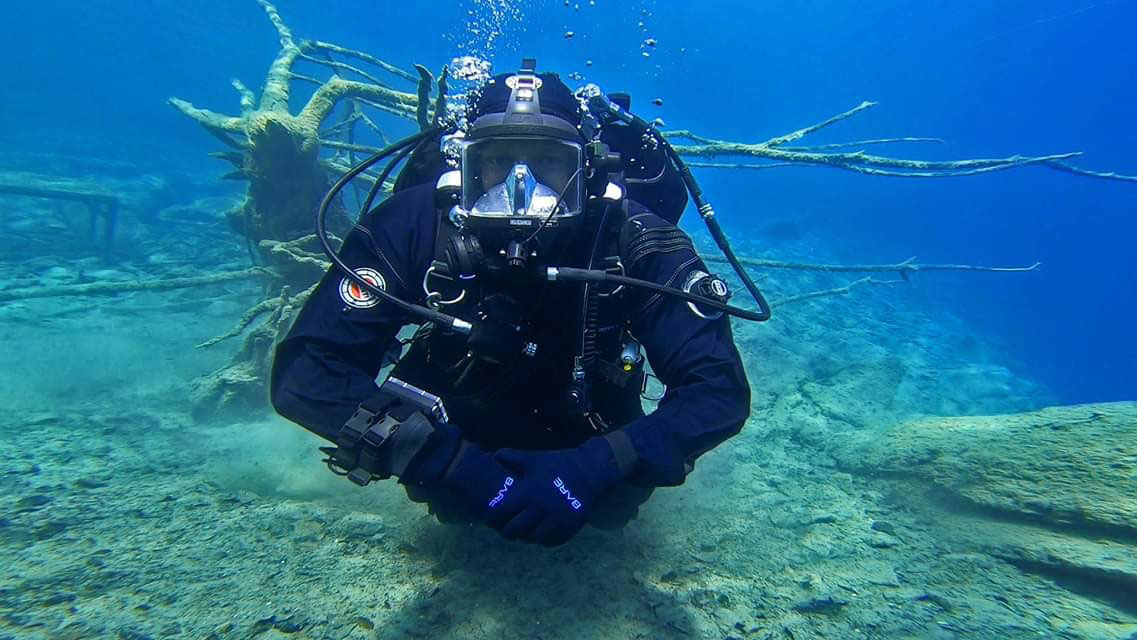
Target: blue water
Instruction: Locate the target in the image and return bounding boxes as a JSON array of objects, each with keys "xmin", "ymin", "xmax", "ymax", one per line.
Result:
[
  {"xmin": 4, "ymin": 0, "xmax": 1131, "ymax": 401},
  {"xmin": 2, "ymin": 3, "xmax": 1136, "ymax": 638}
]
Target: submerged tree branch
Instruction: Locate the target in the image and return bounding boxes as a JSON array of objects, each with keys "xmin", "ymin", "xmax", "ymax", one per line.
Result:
[
  {"xmin": 704, "ymin": 255, "xmax": 1041, "ymax": 278},
  {"xmin": 773, "ymin": 276, "xmax": 905, "ymax": 307},
  {"xmin": 762, "ymin": 101, "xmax": 879, "ymax": 147},
  {"xmin": 780, "ymin": 137, "xmax": 945, "ymax": 151},
  {"xmin": 0, "ymin": 268, "xmax": 274, "ymax": 303},
  {"xmin": 665, "ymin": 103, "xmax": 1137, "ymax": 183},
  {"xmin": 305, "ymin": 40, "xmax": 419, "ymax": 83}
]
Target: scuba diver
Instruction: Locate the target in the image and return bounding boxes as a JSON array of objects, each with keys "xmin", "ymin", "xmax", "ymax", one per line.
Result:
[{"xmin": 270, "ymin": 60, "xmax": 771, "ymax": 547}]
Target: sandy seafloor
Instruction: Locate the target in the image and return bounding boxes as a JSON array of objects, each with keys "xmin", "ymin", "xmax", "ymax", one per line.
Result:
[{"xmin": 1, "ymin": 154, "xmax": 1135, "ymax": 640}]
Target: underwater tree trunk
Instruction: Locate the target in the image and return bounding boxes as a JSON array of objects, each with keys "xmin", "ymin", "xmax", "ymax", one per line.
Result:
[
  {"xmin": 244, "ymin": 117, "xmax": 322, "ymax": 244},
  {"xmin": 168, "ymin": 0, "xmax": 420, "ymax": 418},
  {"xmin": 186, "ymin": 114, "xmax": 339, "ymax": 417},
  {"xmin": 171, "ymin": 100, "xmax": 350, "ymax": 417}
]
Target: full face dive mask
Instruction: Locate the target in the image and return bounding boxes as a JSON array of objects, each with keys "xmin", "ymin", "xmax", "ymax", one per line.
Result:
[{"xmin": 441, "ymin": 63, "xmax": 588, "ymax": 276}]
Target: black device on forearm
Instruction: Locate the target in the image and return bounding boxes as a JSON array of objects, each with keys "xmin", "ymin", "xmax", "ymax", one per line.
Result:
[{"xmin": 321, "ymin": 377, "xmax": 449, "ymax": 486}]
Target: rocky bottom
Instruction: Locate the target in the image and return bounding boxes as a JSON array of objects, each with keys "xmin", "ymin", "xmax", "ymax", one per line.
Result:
[{"xmin": 1, "ymin": 265, "xmax": 1135, "ymax": 640}]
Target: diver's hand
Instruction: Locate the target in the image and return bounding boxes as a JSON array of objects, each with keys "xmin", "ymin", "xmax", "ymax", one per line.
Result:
[
  {"xmin": 438, "ymin": 440, "xmax": 526, "ymax": 522},
  {"xmin": 489, "ymin": 438, "xmax": 623, "ymax": 546},
  {"xmin": 400, "ymin": 424, "xmax": 524, "ymax": 522}
]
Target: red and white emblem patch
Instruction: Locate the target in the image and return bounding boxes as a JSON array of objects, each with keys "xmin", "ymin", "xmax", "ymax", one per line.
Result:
[{"xmin": 338, "ymin": 267, "xmax": 385, "ymax": 309}]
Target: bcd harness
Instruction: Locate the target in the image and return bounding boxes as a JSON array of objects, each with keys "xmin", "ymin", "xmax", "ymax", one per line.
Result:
[{"xmin": 418, "ymin": 193, "xmax": 647, "ymax": 431}]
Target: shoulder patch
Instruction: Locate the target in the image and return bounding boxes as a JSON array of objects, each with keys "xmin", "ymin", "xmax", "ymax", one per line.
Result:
[{"xmin": 339, "ymin": 267, "xmax": 386, "ymax": 309}]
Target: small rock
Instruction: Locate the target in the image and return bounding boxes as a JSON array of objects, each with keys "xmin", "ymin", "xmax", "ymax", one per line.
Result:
[
  {"xmin": 689, "ymin": 588, "xmax": 730, "ymax": 608},
  {"xmin": 354, "ymin": 616, "xmax": 374, "ymax": 630},
  {"xmin": 651, "ymin": 97, "xmax": 663, "ymax": 106},
  {"xmin": 694, "ymin": 550, "xmax": 720, "ymax": 563},
  {"xmin": 17, "ymin": 495, "xmax": 53, "ymax": 511},
  {"xmin": 793, "ymin": 595, "xmax": 849, "ymax": 614},
  {"xmin": 865, "ymin": 566, "xmax": 901, "ymax": 587},
  {"xmin": 914, "ymin": 592, "xmax": 954, "ymax": 611},
  {"xmin": 293, "ymin": 518, "xmax": 324, "ymax": 542},
  {"xmin": 868, "ymin": 532, "xmax": 900, "ymax": 548},
  {"xmin": 274, "ymin": 616, "xmax": 305, "ymax": 633},
  {"xmin": 806, "ymin": 513, "xmax": 838, "ymax": 526},
  {"xmin": 251, "ymin": 616, "xmax": 276, "ymax": 634},
  {"xmin": 870, "ymin": 520, "xmax": 896, "ymax": 535},
  {"xmin": 42, "ymin": 592, "xmax": 77, "ymax": 607},
  {"xmin": 37, "ymin": 519, "xmax": 69, "ymax": 539},
  {"xmin": 329, "ymin": 513, "xmax": 385, "ymax": 540},
  {"xmin": 798, "ymin": 573, "xmax": 823, "ymax": 589},
  {"xmin": 660, "ymin": 566, "xmax": 701, "ymax": 583}
]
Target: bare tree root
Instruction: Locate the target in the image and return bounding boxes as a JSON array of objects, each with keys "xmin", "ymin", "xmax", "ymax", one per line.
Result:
[{"xmin": 190, "ymin": 282, "xmax": 317, "ymax": 420}]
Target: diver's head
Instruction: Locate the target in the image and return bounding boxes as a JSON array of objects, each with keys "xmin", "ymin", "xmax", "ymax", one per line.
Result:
[{"xmin": 459, "ymin": 61, "xmax": 586, "ymax": 229}]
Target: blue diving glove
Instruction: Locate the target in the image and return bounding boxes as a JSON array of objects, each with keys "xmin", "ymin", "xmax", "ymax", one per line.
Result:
[
  {"xmin": 490, "ymin": 437, "xmax": 624, "ymax": 546},
  {"xmin": 400, "ymin": 423, "xmax": 524, "ymax": 522}
]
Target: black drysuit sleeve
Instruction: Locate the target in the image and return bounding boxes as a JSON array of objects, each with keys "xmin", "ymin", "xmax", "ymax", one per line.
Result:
[
  {"xmin": 269, "ymin": 185, "xmax": 436, "ymax": 442},
  {"xmin": 605, "ymin": 209, "xmax": 752, "ymax": 487}
]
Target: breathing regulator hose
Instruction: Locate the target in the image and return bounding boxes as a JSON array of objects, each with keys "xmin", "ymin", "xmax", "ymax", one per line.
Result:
[
  {"xmin": 315, "ymin": 126, "xmax": 473, "ymax": 335},
  {"xmin": 586, "ymin": 93, "xmax": 772, "ymax": 322},
  {"xmin": 547, "ymin": 267, "xmax": 770, "ymax": 323}
]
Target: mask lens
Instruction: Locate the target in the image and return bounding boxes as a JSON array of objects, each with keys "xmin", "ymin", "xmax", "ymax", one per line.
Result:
[{"xmin": 462, "ymin": 137, "xmax": 582, "ymax": 217}]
